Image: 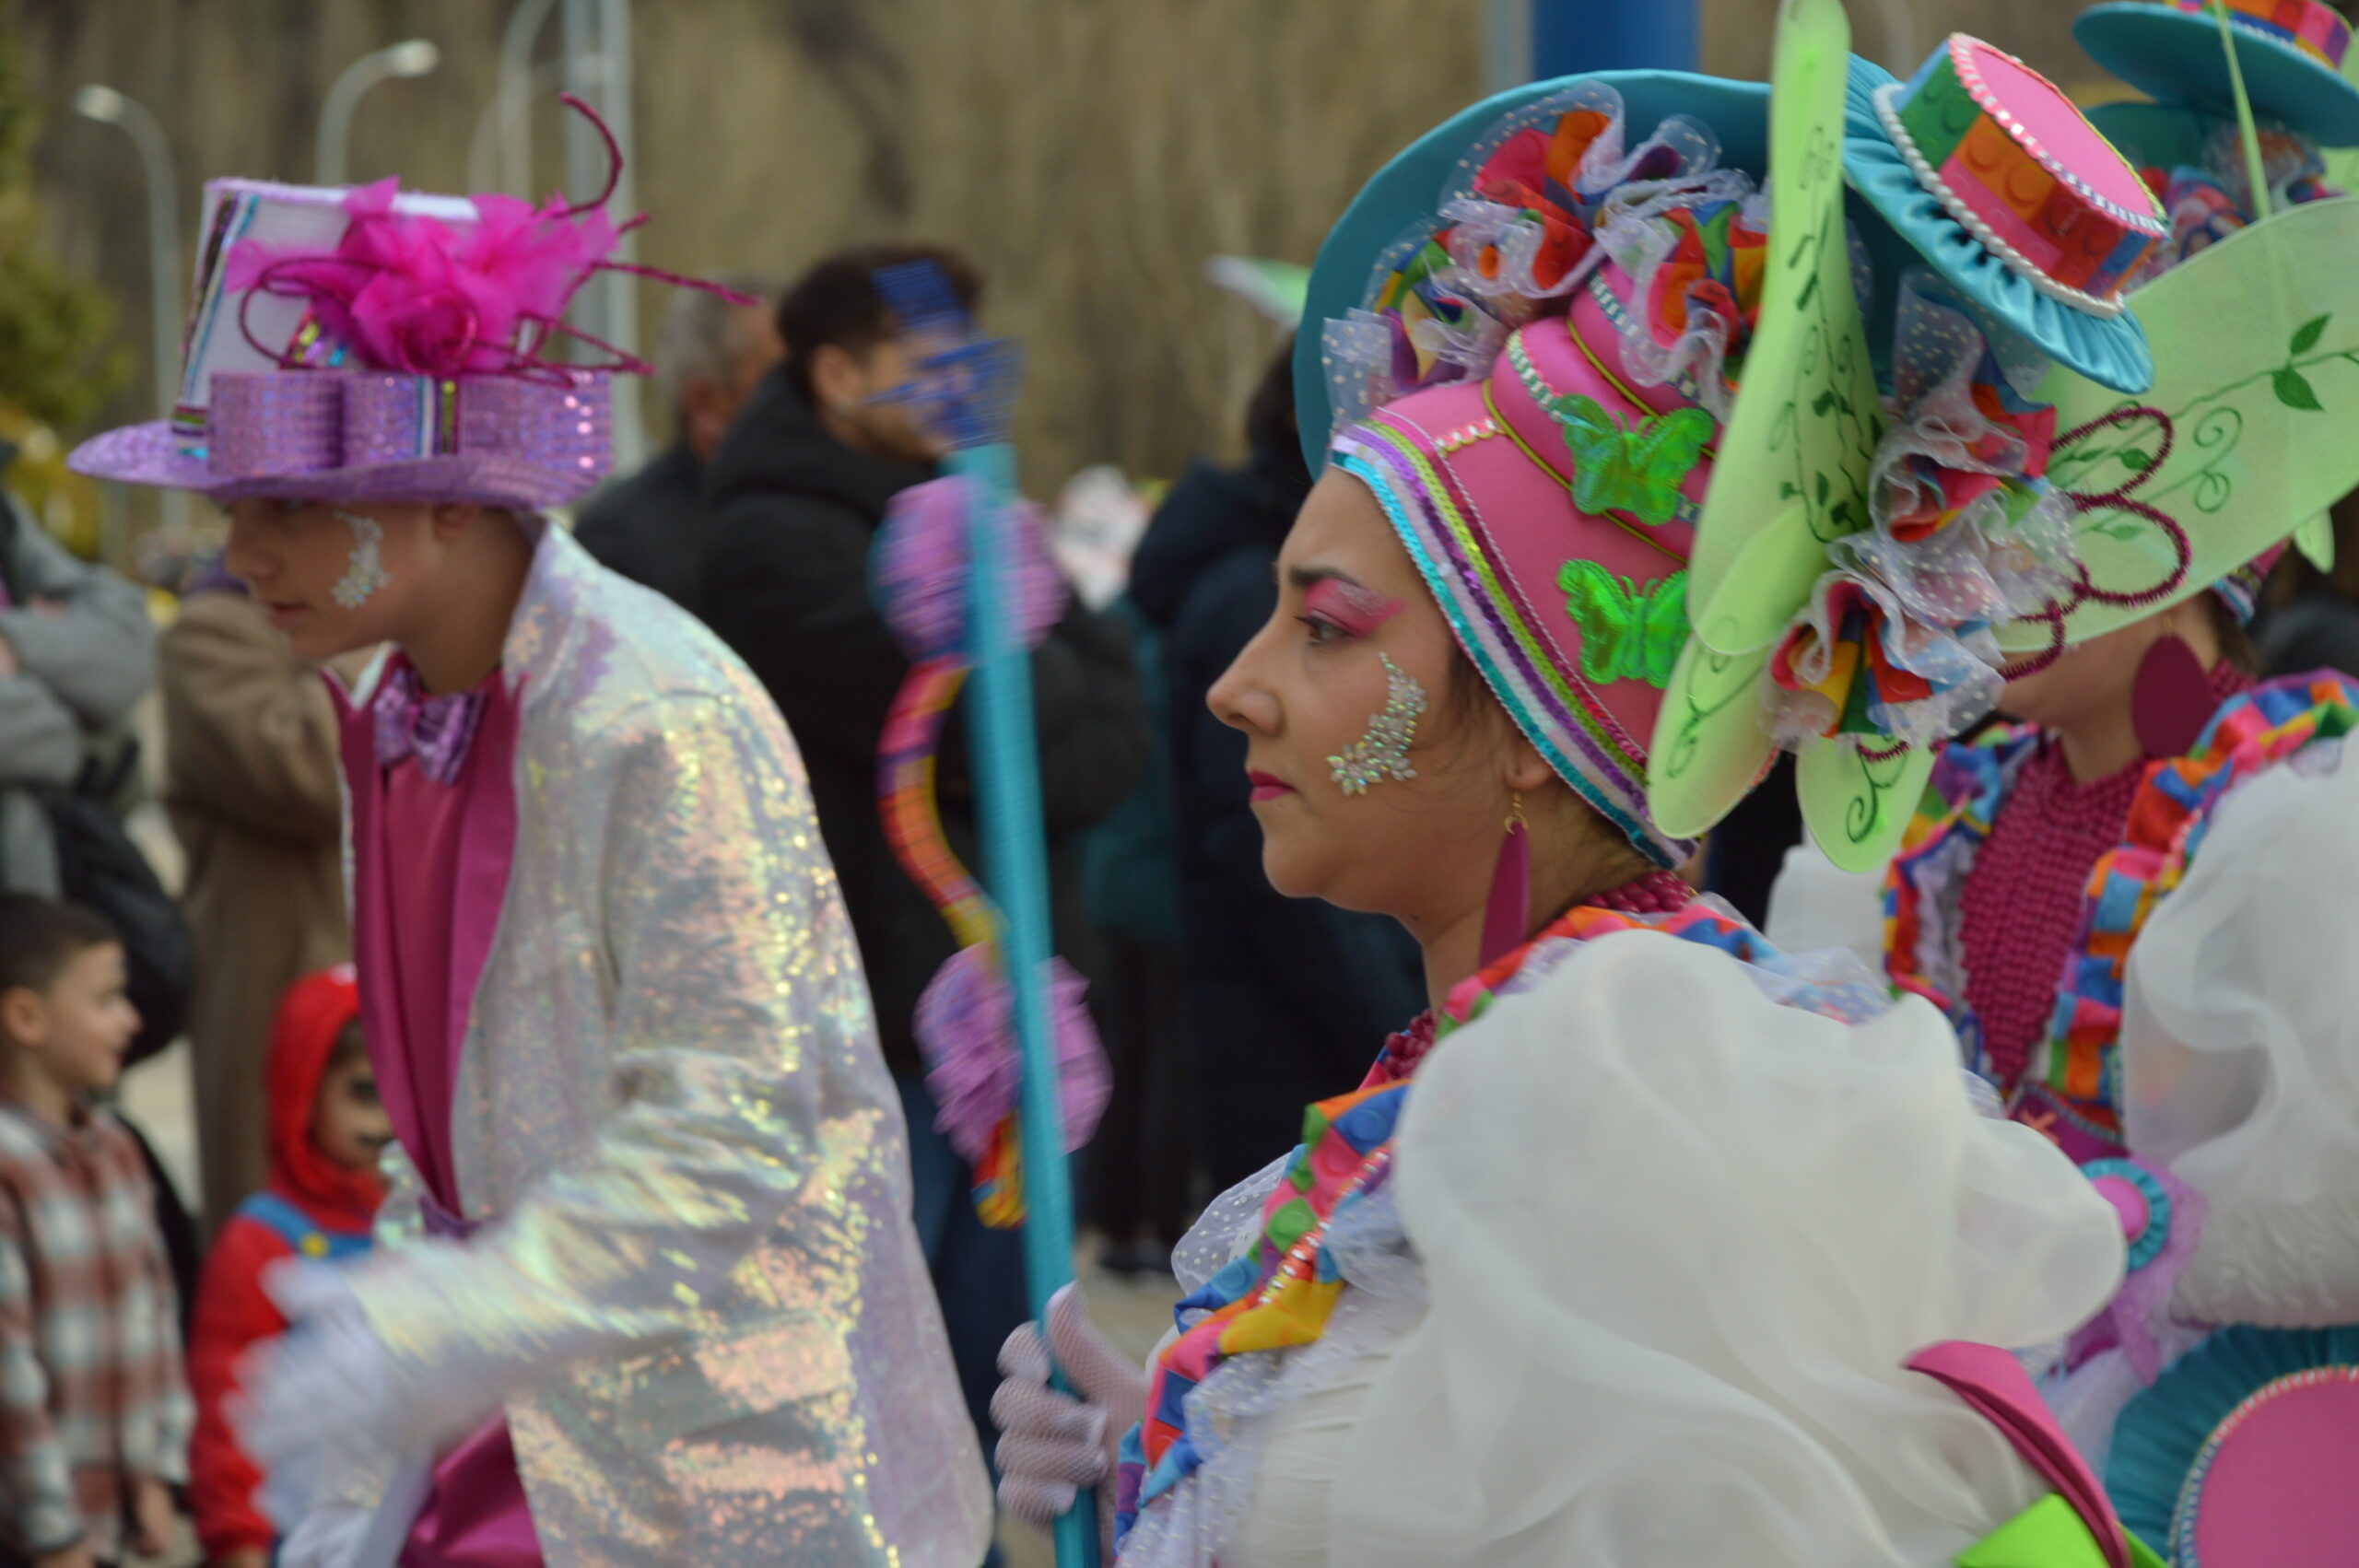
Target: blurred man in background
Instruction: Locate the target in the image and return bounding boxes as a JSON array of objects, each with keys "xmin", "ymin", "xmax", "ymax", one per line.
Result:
[
  {"xmin": 0, "ymin": 474, "xmax": 155, "ymax": 902},
  {"xmin": 697, "ymin": 243, "xmax": 1149, "ymax": 1508},
  {"xmin": 573, "ymin": 275, "xmax": 780, "ymax": 607},
  {"xmin": 159, "ymin": 556, "xmax": 363, "ymax": 1231}
]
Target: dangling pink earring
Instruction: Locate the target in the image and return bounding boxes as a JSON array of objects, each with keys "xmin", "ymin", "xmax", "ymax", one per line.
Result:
[
  {"xmin": 2131, "ymin": 631, "xmax": 2215, "ymax": 760},
  {"xmin": 1480, "ymin": 790, "xmax": 1531, "ymax": 968}
]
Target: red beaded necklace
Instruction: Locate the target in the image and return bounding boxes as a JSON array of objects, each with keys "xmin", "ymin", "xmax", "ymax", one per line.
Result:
[{"xmin": 1588, "ymin": 866, "xmax": 1696, "ymax": 915}]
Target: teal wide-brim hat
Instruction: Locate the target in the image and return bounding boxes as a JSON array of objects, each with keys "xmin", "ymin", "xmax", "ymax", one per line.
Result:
[
  {"xmin": 2078, "ymin": 0, "xmax": 2359, "ymax": 147},
  {"xmin": 1294, "ymin": 70, "xmax": 1770, "ymax": 468},
  {"xmin": 1843, "ymin": 38, "xmax": 2166, "ymax": 394}
]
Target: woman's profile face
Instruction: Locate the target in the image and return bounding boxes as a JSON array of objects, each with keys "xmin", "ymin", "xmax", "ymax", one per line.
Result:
[{"xmin": 1208, "ymin": 470, "xmax": 1506, "ymax": 927}]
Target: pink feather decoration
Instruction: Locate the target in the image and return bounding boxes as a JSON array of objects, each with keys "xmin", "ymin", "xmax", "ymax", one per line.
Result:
[
  {"xmin": 226, "ymin": 178, "xmax": 622, "ymax": 379},
  {"xmin": 221, "ymin": 97, "xmax": 747, "ymax": 380},
  {"xmin": 913, "ymin": 946, "xmax": 1109, "ymax": 1167},
  {"xmin": 874, "ymin": 474, "xmax": 1072, "ymax": 663}
]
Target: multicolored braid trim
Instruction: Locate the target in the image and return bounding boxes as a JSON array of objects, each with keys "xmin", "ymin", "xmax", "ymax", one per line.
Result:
[
  {"xmin": 2023, "ymin": 673, "xmax": 2359, "ymax": 1153},
  {"xmin": 877, "ymin": 655, "xmax": 1026, "ymax": 1225},
  {"xmin": 1118, "ymin": 885, "xmax": 1922, "ymax": 1552}
]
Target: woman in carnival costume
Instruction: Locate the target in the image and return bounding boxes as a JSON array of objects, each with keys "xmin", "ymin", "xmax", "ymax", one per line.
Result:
[
  {"xmin": 66, "ymin": 112, "xmax": 990, "ymax": 1568},
  {"xmin": 987, "ymin": 4, "xmax": 2325, "ymax": 1562},
  {"xmin": 1843, "ymin": 0, "xmax": 2359, "ymax": 1164},
  {"xmin": 1855, "ymin": 8, "xmax": 2359, "ymax": 1560}
]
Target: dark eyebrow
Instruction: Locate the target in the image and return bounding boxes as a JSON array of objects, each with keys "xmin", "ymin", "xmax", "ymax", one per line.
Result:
[{"xmin": 1283, "ymin": 565, "xmax": 1358, "ymax": 592}]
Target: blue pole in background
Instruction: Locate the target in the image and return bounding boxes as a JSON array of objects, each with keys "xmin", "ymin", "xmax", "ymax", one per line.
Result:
[{"xmin": 1524, "ymin": 0, "xmax": 1700, "ymax": 77}]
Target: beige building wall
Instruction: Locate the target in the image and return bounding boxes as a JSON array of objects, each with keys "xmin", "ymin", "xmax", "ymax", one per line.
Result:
[{"xmin": 18, "ymin": 0, "xmax": 2138, "ymax": 507}]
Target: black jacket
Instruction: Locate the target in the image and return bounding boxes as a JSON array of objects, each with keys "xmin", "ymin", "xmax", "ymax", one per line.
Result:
[
  {"xmin": 573, "ymin": 441, "xmax": 709, "ymax": 610},
  {"xmin": 1131, "ymin": 448, "xmax": 1426, "ymax": 1190},
  {"xmin": 696, "ymin": 369, "xmax": 1150, "ymax": 1075}
]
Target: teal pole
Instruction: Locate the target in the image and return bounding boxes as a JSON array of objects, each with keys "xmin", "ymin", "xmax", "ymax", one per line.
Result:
[{"xmin": 951, "ymin": 439, "xmax": 1098, "ymax": 1568}]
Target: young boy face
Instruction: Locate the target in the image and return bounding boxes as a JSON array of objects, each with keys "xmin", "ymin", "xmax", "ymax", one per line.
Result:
[
  {"xmin": 312, "ymin": 1047, "xmax": 394, "ymax": 1172},
  {"xmin": 221, "ymin": 497, "xmax": 492, "ymax": 662},
  {"xmin": 1, "ymin": 942, "xmax": 139, "ymax": 1099}
]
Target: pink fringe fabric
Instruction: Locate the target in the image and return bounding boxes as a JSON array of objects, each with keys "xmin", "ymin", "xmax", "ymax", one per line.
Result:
[{"xmin": 913, "ymin": 947, "xmax": 1110, "ymax": 1167}]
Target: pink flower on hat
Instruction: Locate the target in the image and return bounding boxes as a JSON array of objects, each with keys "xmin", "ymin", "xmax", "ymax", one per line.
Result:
[{"xmin": 226, "ymin": 176, "xmax": 623, "ymax": 379}]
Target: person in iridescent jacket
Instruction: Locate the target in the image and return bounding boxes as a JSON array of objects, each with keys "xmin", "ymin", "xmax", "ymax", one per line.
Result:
[{"xmin": 66, "ymin": 141, "xmax": 990, "ymax": 1568}]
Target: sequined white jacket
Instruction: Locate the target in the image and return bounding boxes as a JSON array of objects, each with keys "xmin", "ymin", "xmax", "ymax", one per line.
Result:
[{"xmin": 329, "ymin": 522, "xmax": 989, "ymax": 1568}]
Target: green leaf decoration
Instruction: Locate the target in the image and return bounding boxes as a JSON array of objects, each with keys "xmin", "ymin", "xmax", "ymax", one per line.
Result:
[
  {"xmin": 1558, "ymin": 561, "xmax": 1690, "ymax": 687},
  {"xmin": 1647, "ymin": 638, "xmax": 1777, "ymax": 837},
  {"xmin": 1546, "ymin": 392, "xmax": 1714, "ymax": 526},
  {"xmin": 2025, "ymin": 196, "xmax": 2359, "ymax": 654},
  {"xmin": 1647, "ymin": 0, "xmax": 1881, "ymax": 850},
  {"xmin": 1797, "ymin": 735, "xmax": 1936, "ymax": 874},
  {"xmin": 2292, "ymin": 313, "xmax": 2330, "ymax": 356},
  {"xmin": 2276, "ymin": 368, "xmax": 2324, "ymax": 412},
  {"xmin": 2298, "ymin": 509, "xmax": 2337, "ymax": 570},
  {"xmin": 1676, "ymin": 0, "xmax": 1881, "ymax": 658}
]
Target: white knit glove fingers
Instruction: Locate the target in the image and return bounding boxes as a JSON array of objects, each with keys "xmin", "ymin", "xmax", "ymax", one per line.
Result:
[
  {"xmin": 989, "ymin": 1284, "xmax": 1146, "ymax": 1534},
  {"xmin": 992, "ymin": 1319, "xmax": 1108, "ymax": 1525},
  {"xmin": 276, "ymin": 1498, "xmax": 375, "ymax": 1568},
  {"xmin": 236, "ymin": 1262, "xmax": 396, "ymax": 1530}
]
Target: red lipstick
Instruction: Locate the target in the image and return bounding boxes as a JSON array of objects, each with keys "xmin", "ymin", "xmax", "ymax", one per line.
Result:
[{"xmin": 1248, "ymin": 770, "xmax": 1295, "ymax": 802}]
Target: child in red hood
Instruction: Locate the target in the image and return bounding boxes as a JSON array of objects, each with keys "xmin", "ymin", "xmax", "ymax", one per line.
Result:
[{"xmin": 185, "ymin": 965, "xmax": 386, "ymax": 1568}]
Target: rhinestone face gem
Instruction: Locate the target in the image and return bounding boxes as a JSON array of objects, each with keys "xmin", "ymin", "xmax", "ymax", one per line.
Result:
[{"xmin": 1328, "ymin": 652, "xmax": 1428, "ymax": 796}]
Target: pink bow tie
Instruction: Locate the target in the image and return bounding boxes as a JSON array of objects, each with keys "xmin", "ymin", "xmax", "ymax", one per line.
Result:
[{"xmin": 372, "ymin": 659, "xmax": 487, "ymax": 786}]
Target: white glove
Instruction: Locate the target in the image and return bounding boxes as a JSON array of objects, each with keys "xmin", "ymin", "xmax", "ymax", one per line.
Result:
[
  {"xmin": 235, "ymin": 1261, "xmax": 398, "ymax": 1531},
  {"xmin": 990, "ymin": 1282, "xmax": 1146, "ymax": 1539},
  {"xmin": 275, "ymin": 1496, "xmax": 377, "ymax": 1568}
]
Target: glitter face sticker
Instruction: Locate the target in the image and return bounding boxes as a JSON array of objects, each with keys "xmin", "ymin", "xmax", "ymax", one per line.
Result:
[
  {"xmin": 1329, "ymin": 652, "xmax": 1427, "ymax": 796},
  {"xmin": 331, "ymin": 508, "xmax": 390, "ymax": 608}
]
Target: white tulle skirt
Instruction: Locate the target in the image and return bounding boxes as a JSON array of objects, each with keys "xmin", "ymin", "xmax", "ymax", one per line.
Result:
[
  {"xmin": 2121, "ymin": 735, "xmax": 2359, "ymax": 1330},
  {"xmin": 1194, "ymin": 930, "xmax": 2121, "ymax": 1568}
]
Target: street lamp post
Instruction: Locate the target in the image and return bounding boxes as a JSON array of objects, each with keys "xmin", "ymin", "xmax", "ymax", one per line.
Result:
[
  {"xmin": 497, "ymin": 0, "xmax": 564, "ymax": 196},
  {"xmin": 316, "ymin": 39, "xmax": 442, "ymax": 186},
  {"xmin": 467, "ymin": 55, "xmax": 593, "ymax": 198},
  {"xmin": 562, "ymin": 0, "xmax": 641, "ymax": 472},
  {"xmin": 72, "ymin": 84, "xmax": 187, "ymax": 543}
]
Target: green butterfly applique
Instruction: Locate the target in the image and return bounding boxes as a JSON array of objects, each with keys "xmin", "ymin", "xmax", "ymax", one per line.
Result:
[
  {"xmin": 1557, "ymin": 561, "xmax": 1690, "ymax": 687},
  {"xmin": 1544, "ymin": 392, "xmax": 1714, "ymax": 527}
]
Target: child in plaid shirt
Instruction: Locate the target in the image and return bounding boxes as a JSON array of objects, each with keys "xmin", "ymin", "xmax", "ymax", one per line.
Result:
[{"xmin": 0, "ymin": 895, "xmax": 189, "ymax": 1568}]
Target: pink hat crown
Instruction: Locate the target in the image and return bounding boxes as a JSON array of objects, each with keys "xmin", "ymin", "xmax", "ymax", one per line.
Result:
[
  {"xmin": 1345, "ymin": 277, "xmax": 1713, "ymax": 859},
  {"xmin": 1325, "ymin": 83, "xmax": 1764, "ymax": 865}
]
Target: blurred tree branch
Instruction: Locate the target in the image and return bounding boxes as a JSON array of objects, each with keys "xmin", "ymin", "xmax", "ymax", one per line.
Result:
[{"xmin": 0, "ymin": 19, "xmax": 130, "ymax": 432}]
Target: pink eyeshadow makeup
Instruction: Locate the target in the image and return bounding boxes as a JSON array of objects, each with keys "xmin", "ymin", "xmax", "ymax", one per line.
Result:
[{"xmin": 1305, "ymin": 578, "xmax": 1403, "ymax": 638}]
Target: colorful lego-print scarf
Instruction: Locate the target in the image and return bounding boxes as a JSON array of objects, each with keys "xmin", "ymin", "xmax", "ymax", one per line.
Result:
[{"xmin": 1113, "ymin": 895, "xmax": 1824, "ymax": 1548}]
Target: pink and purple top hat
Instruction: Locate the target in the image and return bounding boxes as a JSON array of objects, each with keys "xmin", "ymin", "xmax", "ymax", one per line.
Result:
[{"xmin": 70, "ymin": 104, "xmax": 730, "ymax": 512}]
